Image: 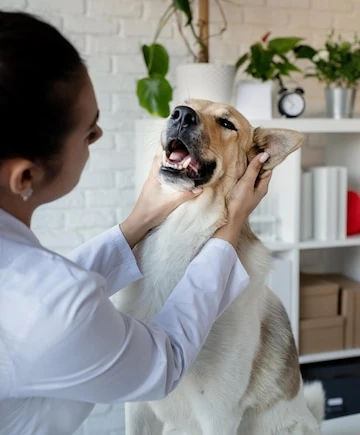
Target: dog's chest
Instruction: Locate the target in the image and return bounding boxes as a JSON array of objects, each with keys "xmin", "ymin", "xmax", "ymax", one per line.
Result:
[
  {"xmin": 135, "ymin": 228, "xmax": 214, "ymax": 318},
  {"xmin": 117, "ymin": 200, "xmax": 223, "ymax": 322}
]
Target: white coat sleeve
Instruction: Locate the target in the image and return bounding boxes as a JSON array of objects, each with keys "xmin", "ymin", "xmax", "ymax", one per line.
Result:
[
  {"xmin": 66, "ymin": 225, "xmax": 142, "ymax": 296},
  {"xmin": 13, "ymin": 239, "xmax": 249, "ymax": 403}
]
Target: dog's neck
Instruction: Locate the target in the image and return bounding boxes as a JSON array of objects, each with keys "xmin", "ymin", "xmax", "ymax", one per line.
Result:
[
  {"xmin": 127, "ymin": 185, "xmax": 269, "ymax": 323},
  {"xmin": 157, "ymin": 186, "xmax": 226, "ymax": 239},
  {"xmin": 152, "ymin": 186, "xmax": 270, "ymax": 282},
  {"xmin": 136, "ymin": 187, "xmax": 226, "ymax": 269}
]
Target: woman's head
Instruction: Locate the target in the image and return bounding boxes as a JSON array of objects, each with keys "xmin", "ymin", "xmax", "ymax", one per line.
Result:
[
  {"xmin": 0, "ymin": 11, "xmax": 86, "ymax": 166},
  {"xmin": 0, "ymin": 11, "xmax": 102, "ymax": 218}
]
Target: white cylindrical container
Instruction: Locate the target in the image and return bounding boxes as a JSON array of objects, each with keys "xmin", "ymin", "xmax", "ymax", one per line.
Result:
[{"xmin": 235, "ymin": 79, "xmax": 273, "ymax": 120}]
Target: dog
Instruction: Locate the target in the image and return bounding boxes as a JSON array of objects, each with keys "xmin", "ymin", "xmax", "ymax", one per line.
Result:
[{"xmin": 115, "ymin": 99, "xmax": 325, "ymax": 434}]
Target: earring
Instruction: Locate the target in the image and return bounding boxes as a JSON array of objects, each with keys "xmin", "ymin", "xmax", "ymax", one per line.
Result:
[{"xmin": 21, "ymin": 188, "xmax": 33, "ymax": 202}]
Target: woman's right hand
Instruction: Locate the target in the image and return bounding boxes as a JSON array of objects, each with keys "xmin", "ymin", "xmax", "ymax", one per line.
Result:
[
  {"xmin": 120, "ymin": 155, "xmax": 202, "ymax": 249},
  {"xmin": 213, "ymin": 152, "xmax": 272, "ymax": 248}
]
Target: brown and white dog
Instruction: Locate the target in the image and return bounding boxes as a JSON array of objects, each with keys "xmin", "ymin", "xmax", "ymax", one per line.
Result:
[{"xmin": 116, "ymin": 99, "xmax": 325, "ymax": 434}]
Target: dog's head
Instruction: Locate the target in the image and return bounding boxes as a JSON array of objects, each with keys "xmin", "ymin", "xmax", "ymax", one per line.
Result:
[{"xmin": 159, "ymin": 99, "xmax": 303, "ymax": 193}]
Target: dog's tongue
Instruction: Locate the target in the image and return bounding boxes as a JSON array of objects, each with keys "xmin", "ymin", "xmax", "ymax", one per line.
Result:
[{"xmin": 169, "ymin": 150, "xmax": 188, "ymax": 163}]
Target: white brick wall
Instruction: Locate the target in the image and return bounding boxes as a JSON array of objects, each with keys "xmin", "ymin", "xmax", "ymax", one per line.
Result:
[{"xmin": 1, "ymin": 0, "xmax": 359, "ymax": 433}]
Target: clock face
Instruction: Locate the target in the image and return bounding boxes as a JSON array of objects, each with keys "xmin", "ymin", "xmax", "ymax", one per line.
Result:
[{"xmin": 280, "ymin": 92, "xmax": 305, "ymax": 117}]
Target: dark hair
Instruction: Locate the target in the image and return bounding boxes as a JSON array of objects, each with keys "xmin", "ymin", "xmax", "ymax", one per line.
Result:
[{"xmin": 0, "ymin": 11, "xmax": 85, "ymax": 170}]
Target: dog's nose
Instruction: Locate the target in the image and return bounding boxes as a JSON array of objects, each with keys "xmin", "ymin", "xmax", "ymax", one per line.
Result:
[{"xmin": 171, "ymin": 105, "xmax": 198, "ymax": 128}]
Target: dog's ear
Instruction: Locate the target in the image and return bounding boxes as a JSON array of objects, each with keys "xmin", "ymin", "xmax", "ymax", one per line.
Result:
[{"xmin": 248, "ymin": 127, "xmax": 303, "ymax": 173}]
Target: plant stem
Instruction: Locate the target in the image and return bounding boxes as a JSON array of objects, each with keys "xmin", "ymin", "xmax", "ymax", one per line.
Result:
[
  {"xmin": 175, "ymin": 10, "xmax": 198, "ymax": 61},
  {"xmin": 148, "ymin": 3, "xmax": 174, "ymax": 73},
  {"xmin": 153, "ymin": 4, "xmax": 175, "ymax": 43},
  {"xmin": 198, "ymin": 0, "xmax": 209, "ymax": 62},
  {"xmin": 275, "ymin": 73, "xmax": 286, "ymax": 91}
]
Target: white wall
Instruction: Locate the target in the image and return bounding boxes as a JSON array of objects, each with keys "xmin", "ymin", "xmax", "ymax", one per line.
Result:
[{"xmin": 1, "ymin": 0, "xmax": 360, "ymax": 433}]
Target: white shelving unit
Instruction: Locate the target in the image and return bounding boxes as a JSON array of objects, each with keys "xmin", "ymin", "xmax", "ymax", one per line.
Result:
[{"xmin": 250, "ymin": 118, "xmax": 360, "ymax": 365}]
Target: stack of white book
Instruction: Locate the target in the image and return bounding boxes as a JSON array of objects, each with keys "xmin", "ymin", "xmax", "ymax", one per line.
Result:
[{"xmin": 301, "ymin": 166, "xmax": 348, "ymax": 241}]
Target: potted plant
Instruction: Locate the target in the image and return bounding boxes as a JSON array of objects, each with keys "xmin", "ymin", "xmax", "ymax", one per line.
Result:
[
  {"xmin": 136, "ymin": 0, "xmax": 235, "ymax": 118},
  {"xmin": 294, "ymin": 31, "xmax": 360, "ymax": 118},
  {"xmin": 234, "ymin": 31, "xmax": 305, "ymax": 119}
]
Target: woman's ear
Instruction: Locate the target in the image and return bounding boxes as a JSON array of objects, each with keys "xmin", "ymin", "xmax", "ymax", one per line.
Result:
[
  {"xmin": 0, "ymin": 158, "xmax": 43, "ymax": 197},
  {"xmin": 248, "ymin": 127, "xmax": 303, "ymax": 174}
]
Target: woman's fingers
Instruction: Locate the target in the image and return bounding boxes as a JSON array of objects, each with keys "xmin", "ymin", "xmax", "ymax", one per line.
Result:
[
  {"xmin": 256, "ymin": 170, "xmax": 272, "ymax": 197},
  {"xmin": 170, "ymin": 188, "xmax": 203, "ymax": 208},
  {"xmin": 241, "ymin": 152, "xmax": 270, "ymax": 187},
  {"xmin": 147, "ymin": 153, "xmax": 162, "ymax": 181}
]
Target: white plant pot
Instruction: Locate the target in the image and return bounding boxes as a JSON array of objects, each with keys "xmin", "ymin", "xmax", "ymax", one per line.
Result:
[
  {"xmin": 134, "ymin": 118, "xmax": 166, "ymax": 199},
  {"xmin": 235, "ymin": 80, "xmax": 273, "ymax": 120},
  {"xmin": 175, "ymin": 63, "xmax": 235, "ymax": 105}
]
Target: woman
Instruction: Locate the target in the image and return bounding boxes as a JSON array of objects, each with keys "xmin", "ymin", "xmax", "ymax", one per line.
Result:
[{"xmin": 0, "ymin": 11, "xmax": 271, "ymax": 435}]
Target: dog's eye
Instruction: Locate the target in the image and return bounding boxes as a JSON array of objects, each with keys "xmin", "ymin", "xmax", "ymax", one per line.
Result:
[{"xmin": 218, "ymin": 118, "xmax": 237, "ymax": 131}]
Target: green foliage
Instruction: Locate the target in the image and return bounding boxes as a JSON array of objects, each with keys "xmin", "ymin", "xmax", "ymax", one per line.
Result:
[
  {"xmin": 136, "ymin": 0, "xmax": 197, "ymax": 117},
  {"xmin": 295, "ymin": 32, "xmax": 360, "ymax": 87},
  {"xmin": 173, "ymin": 0, "xmax": 192, "ymax": 24},
  {"xmin": 136, "ymin": 75, "xmax": 173, "ymax": 118},
  {"xmin": 142, "ymin": 44, "xmax": 169, "ymax": 76},
  {"xmin": 235, "ymin": 34, "xmax": 303, "ymax": 82},
  {"xmin": 137, "ymin": 43, "xmax": 172, "ymax": 117}
]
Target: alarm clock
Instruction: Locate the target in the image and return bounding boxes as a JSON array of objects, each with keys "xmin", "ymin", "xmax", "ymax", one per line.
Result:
[{"xmin": 277, "ymin": 87, "xmax": 305, "ymax": 118}]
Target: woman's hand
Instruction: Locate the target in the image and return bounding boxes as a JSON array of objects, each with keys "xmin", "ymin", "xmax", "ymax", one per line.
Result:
[
  {"xmin": 213, "ymin": 152, "xmax": 272, "ymax": 248},
  {"xmin": 120, "ymin": 155, "xmax": 202, "ymax": 248}
]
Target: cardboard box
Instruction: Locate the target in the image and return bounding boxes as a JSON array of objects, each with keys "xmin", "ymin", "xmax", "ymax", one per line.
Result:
[
  {"xmin": 300, "ymin": 316, "xmax": 344, "ymax": 355},
  {"xmin": 321, "ymin": 274, "xmax": 360, "ymax": 349},
  {"xmin": 341, "ymin": 288, "xmax": 356, "ymax": 348},
  {"xmin": 300, "ymin": 274, "xmax": 339, "ymax": 320}
]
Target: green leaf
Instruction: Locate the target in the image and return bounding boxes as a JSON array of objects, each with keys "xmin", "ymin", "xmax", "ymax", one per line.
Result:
[
  {"xmin": 249, "ymin": 43, "xmax": 273, "ymax": 79},
  {"xmin": 173, "ymin": 0, "xmax": 192, "ymax": 25},
  {"xmin": 234, "ymin": 53, "xmax": 248, "ymax": 72},
  {"xmin": 275, "ymin": 63, "xmax": 291, "ymax": 76},
  {"xmin": 136, "ymin": 75, "xmax": 173, "ymax": 118},
  {"xmin": 294, "ymin": 44, "xmax": 317, "ymax": 60},
  {"xmin": 142, "ymin": 44, "xmax": 169, "ymax": 76},
  {"xmin": 268, "ymin": 37, "xmax": 303, "ymax": 54},
  {"xmin": 283, "ymin": 62, "xmax": 302, "ymax": 73}
]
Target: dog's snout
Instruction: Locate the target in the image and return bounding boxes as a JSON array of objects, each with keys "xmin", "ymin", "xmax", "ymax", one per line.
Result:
[{"xmin": 171, "ymin": 106, "xmax": 198, "ymax": 128}]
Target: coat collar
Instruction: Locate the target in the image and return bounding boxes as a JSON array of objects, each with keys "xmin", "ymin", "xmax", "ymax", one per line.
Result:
[{"xmin": 0, "ymin": 208, "xmax": 41, "ymax": 246}]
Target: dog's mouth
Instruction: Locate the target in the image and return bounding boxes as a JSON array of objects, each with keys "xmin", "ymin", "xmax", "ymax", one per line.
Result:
[
  {"xmin": 159, "ymin": 128, "xmax": 216, "ymax": 189},
  {"xmin": 161, "ymin": 138, "xmax": 200, "ymax": 179}
]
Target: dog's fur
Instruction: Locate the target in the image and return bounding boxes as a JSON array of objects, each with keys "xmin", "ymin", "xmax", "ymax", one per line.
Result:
[{"xmin": 116, "ymin": 99, "xmax": 325, "ymax": 434}]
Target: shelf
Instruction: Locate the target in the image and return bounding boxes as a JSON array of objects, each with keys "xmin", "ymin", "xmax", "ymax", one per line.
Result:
[
  {"xmin": 249, "ymin": 118, "xmax": 360, "ymax": 133},
  {"xmin": 250, "ymin": 215, "xmax": 277, "ymax": 223},
  {"xmin": 298, "ymin": 236, "xmax": 360, "ymax": 250},
  {"xmin": 264, "ymin": 236, "xmax": 360, "ymax": 251},
  {"xmin": 299, "ymin": 348, "xmax": 360, "ymax": 364},
  {"xmin": 264, "ymin": 241, "xmax": 295, "ymax": 252}
]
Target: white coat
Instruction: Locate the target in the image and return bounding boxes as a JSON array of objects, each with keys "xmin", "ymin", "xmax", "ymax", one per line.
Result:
[{"xmin": 0, "ymin": 208, "xmax": 249, "ymax": 434}]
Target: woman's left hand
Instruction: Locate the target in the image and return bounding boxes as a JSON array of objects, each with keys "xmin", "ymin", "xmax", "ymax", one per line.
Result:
[{"xmin": 120, "ymin": 155, "xmax": 202, "ymax": 248}]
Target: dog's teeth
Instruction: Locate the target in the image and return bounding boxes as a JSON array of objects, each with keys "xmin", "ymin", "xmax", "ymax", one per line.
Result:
[
  {"xmin": 163, "ymin": 160, "xmax": 187, "ymax": 171},
  {"xmin": 183, "ymin": 157, "xmax": 192, "ymax": 169},
  {"xmin": 162, "ymin": 150, "xmax": 166, "ymax": 164}
]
